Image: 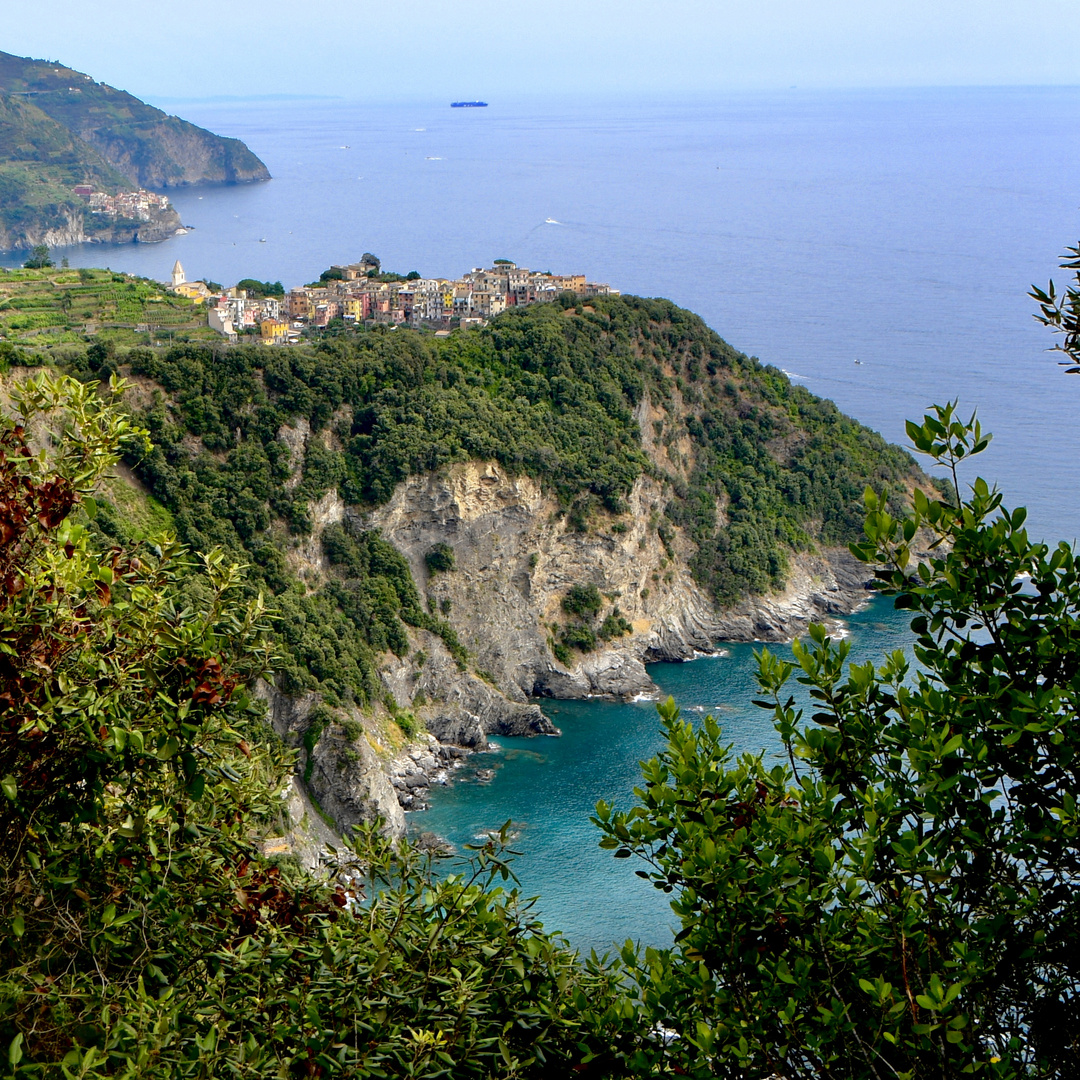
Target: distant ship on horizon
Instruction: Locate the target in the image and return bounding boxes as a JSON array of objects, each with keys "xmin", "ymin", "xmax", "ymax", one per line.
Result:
[{"xmin": 451, "ymin": 101, "xmax": 488, "ymax": 108}]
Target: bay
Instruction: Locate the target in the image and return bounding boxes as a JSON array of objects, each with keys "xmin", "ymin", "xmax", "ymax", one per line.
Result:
[{"xmin": 416, "ymin": 595, "xmax": 914, "ymax": 953}]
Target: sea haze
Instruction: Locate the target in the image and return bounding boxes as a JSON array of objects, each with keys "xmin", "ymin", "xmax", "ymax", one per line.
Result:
[{"xmin": 26, "ymin": 86, "xmax": 1080, "ymax": 541}]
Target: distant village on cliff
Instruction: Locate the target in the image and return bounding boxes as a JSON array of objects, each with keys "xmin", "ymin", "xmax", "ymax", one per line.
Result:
[{"xmin": 168, "ymin": 255, "xmax": 619, "ymax": 344}]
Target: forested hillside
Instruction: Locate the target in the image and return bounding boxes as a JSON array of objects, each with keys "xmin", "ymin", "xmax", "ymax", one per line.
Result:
[
  {"xmin": 0, "ymin": 51, "xmax": 269, "ymax": 189},
  {"xmin": 0, "ymin": 50, "xmax": 268, "ymax": 249},
  {"xmin": 0, "ymin": 94, "xmax": 132, "ymax": 245},
  {"xmin": 67, "ymin": 293, "xmax": 920, "ymax": 706}
]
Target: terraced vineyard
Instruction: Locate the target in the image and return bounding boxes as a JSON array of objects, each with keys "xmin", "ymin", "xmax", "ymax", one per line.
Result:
[{"xmin": 0, "ymin": 266, "xmax": 216, "ymax": 347}]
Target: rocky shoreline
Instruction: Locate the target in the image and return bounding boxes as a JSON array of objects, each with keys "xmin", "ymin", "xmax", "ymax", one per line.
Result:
[{"xmin": 257, "ymin": 451, "xmax": 882, "ymax": 870}]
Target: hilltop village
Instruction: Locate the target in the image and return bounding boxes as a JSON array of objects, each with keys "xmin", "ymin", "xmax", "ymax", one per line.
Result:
[{"xmin": 169, "ymin": 256, "xmax": 619, "ymax": 343}]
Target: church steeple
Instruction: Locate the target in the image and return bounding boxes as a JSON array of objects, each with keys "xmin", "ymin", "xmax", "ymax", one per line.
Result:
[{"xmin": 171, "ymin": 260, "xmax": 186, "ymax": 288}]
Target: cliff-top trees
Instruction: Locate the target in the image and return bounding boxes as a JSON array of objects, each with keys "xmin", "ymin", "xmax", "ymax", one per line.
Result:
[{"xmin": 597, "ymin": 404, "xmax": 1080, "ymax": 1078}]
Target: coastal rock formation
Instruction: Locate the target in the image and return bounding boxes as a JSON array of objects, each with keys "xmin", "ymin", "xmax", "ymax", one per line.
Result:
[
  {"xmin": 256, "ymin": 680, "xmax": 405, "ymax": 842},
  {"xmin": 0, "ymin": 51, "xmax": 270, "ymax": 189},
  {"xmin": 0, "ymin": 50, "xmax": 267, "ymax": 251},
  {"xmin": 0, "ymin": 204, "xmax": 185, "ymax": 252},
  {"xmin": 260, "ymin": 454, "xmax": 876, "ymax": 865},
  {"xmin": 367, "ymin": 461, "xmax": 874, "ymax": 705}
]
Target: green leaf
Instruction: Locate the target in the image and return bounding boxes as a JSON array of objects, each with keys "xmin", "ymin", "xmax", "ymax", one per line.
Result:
[
  {"xmin": 8, "ymin": 1032, "xmax": 23, "ymax": 1066},
  {"xmin": 1, "ymin": 775, "xmax": 15, "ymax": 801}
]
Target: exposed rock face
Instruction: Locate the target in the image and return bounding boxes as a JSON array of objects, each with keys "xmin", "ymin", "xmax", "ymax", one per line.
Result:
[
  {"xmin": 256, "ymin": 680, "xmax": 405, "ymax": 849},
  {"xmin": 264, "ymin": 456, "xmax": 877, "ymax": 859},
  {"xmin": 0, "ymin": 51, "xmax": 271, "ymax": 189},
  {"xmin": 0, "ymin": 204, "xmax": 184, "ymax": 252},
  {"xmin": 368, "ymin": 462, "xmax": 875, "ymax": 704},
  {"xmin": 379, "ymin": 626, "xmax": 558, "ymax": 738},
  {"xmin": 387, "ymin": 734, "xmax": 471, "ymax": 812},
  {"xmin": 80, "ymin": 119, "xmax": 270, "ymax": 189}
]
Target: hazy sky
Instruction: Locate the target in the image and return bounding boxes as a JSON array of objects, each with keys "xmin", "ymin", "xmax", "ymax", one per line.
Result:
[{"xmin": 4, "ymin": 0, "xmax": 1079, "ymax": 101}]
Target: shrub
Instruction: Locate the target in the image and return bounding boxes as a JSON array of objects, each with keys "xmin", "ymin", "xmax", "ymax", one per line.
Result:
[
  {"xmin": 562, "ymin": 583, "xmax": 603, "ymax": 619},
  {"xmin": 598, "ymin": 609, "xmax": 632, "ymax": 641},
  {"xmin": 425, "ymin": 542, "xmax": 456, "ymax": 573},
  {"xmin": 560, "ymin": 622, "xmax": 597, "ymax": 652}
]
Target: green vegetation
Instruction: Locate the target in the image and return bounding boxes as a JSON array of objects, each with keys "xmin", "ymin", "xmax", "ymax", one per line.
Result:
[
  {"xmin": 563, "ymin": 583, "xmax": 604, "ymax": 619},
  {"xmin": 8, "ymin": 380, "xmax": 1078, "ymax": 1077},
  {"xmin": 0, "ymin": 50, "xmax": 269, "ymax": 191},
  {"xmin": 235, "ymin": 278, "xmax": 284, "ymax": 298},
  {"xmin": 1031, "ymin": 242, "xmax": 1080, "ymax": 373},
  {"xmin": 0, "ymin": 376, "xmax": 634, "ymax": 1077},
  {"xmin": 555, "ymin": 584, "xmax": 630, "ymax": 659},
  {"xmin": 0, "ymin": 266, "xmax": 211, "ymax": 347},
  {"xmin": 21, "ymin": 244, "xmax": 52, "ymax": 269},
  {"xmin": 598, "ymin": 609, "xmax": 632, "ymax": 641},
  {"xmin": 595, "ymin": 405, "xmax": 1080, "ymax": 1077},
  {"xmin": 425, "ymin": 541, "xmax": 456, "ymax": 573}
]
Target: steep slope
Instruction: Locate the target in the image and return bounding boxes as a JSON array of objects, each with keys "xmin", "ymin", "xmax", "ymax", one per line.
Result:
[
  {"xmin": 0, "ymin": 51, "xmax": 270, "ymax": 188},
  {"xmin": 76, "ymin": 294, "xmax": 923, "ymax": 849},
  {"xmin": 0, "ymin": 94, "xmax": 178, "ymax": 249}
]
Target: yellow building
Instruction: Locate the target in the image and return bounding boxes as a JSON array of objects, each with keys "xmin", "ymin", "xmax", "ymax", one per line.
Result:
[
  {"xmin": 260, "ymin": 318, "xmax": 287, "ymax": 344},
  {"xmin": 174, "ymin": 280, "xmax": 213, "ymax": 303},
  {"xmin": 343, "ymin": 298, "xmax": 363, "ymax": 321}
]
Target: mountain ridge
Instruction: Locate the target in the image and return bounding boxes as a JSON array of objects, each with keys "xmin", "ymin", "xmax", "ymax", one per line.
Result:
[{"xmin": 0, "ymin": 51, "xmax": 269, "ymax": 250}]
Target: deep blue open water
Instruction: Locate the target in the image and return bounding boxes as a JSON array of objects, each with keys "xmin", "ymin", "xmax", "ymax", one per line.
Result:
[{"xmin": 21, "ymin": 88, "xmax": 1079, "ymax": 948}]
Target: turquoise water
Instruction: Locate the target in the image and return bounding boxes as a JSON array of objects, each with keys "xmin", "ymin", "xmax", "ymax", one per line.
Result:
[{"xmin": 412, "ymin": 594, "xmax": 916, "ymax": 951}]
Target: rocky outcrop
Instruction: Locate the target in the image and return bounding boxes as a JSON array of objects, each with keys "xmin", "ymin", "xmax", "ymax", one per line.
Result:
[
  {"xmin": 387, "ymin": 734, "xmax": 471, "ymax": 812},
  {"xmin": 263, "ymin": 453, "xmax": 877, "ymax": 860},
  {"xmin": 81, "ymin": 119, "xmax": 270, "ymax": 189},
  {"xmin": 0, "ymin": 51, "xmax": 270, "ymax": 189},
  {"xmin": 0, "ymin": 204, "xmax": 185, "ymax": 253},
  {"xmin": 367, "ymin": 462, "xmax": 875, "ymax": 705},
  {"xmin": 256, "ymin": 680, "xmax": 405, "ymax": 851},
  {"xmin": 378, "ymin": 627, "xmax": 558, "ymax": 739}
]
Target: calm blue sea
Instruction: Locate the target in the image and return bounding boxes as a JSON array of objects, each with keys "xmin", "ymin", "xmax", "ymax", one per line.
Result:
[{"xmin": 21, "ymin": 88, "xmax": 1080, "ymax": 948}]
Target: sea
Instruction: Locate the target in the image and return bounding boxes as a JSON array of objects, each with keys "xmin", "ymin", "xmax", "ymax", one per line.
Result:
[{"xmin": 17, "ymin": 87, "xmax": 1080, "ymax": 950}]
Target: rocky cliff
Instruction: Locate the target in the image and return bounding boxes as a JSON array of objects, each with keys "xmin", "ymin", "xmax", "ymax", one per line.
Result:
[
  {"xmin": 258, "ymin": 451, "xmax": 877, "ymax": 867},
  {"xmin": 0, "ymin": 203, "xmax": 184, "ymax": 252},
  {"xmin": 114, "ymin": 302, "xmax": 922, "ymax": 865},
  {"xmin": 369, "ymin": 461, "xmax": 875, "ymax": 704}
]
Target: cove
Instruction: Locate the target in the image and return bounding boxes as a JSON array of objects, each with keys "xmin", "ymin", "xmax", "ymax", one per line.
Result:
[{"xmin": 411, "ymin": 594, "xmax": 916, "ymax": 952}]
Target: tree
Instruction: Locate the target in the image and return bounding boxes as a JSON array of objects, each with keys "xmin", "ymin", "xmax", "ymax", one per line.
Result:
[
  {"xmin": 22, "ymin": 245, "xmax": 52, "ymax": 270},
  {"xmin": 1030, "ymin": 243, "xmax": 1080, "ymax": 372},
  {"xmin": 236, "ymin": 278, "xmax": 284, "ymax": 298},
  {"xmin": 0, "ymin": 375, "xmax": 631, "ymax": 1076},
  {"xmin": 597, "ymin": 403, "xmax": 1080, "ymax": 1078}
]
